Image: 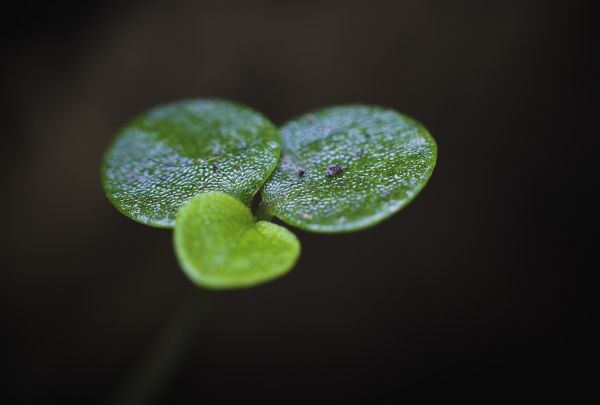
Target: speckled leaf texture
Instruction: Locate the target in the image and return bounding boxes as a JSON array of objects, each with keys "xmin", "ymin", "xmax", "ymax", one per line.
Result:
[
  {"xmin": 262, "ymin": 105, "xmax": 437, "ymax": 232},
  {"xmin": 101, "ymin": 99, "xmax": 281, "ymax": 227},
  {"xmin": 174, "ymin": 192, "xmax": 300, "ymax": 289}
]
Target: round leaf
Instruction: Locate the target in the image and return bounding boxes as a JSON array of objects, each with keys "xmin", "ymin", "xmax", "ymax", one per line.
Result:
[
  {"xmin": 174, "ymin": 192, "xmax": 301, "ymax": 289},
  {"xmin": 262, "ymin": 105, "xmax": 437, "ymax": 232},
  {"xmin": 101, "ymin": 99, "xmax": 281, "ymax": 227}
]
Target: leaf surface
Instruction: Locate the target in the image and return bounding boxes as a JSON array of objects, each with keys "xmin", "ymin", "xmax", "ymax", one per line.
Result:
[
  {"xmin": 262, "ymin": 105, "xmax": 437, "ymax": 232},
  {"xmin": 101, "ymin": 99, "xmax": 280, "ymax": 227},
  {"xmin": 174, "ymin": 192, "xmax": 300, "ymax": 289}
]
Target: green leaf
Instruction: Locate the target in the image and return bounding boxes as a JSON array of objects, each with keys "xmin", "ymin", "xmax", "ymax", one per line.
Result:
[
  {"xmin": 174, "ymin": 192, "xmax": 301, "ymax": 289},
  {"xmin": 101, "ymin": 99, "xmax": 281, "ymax": 227},
  {"xmin": 262, "ymin": 105, "xmax": 437, "ymax": 232}
]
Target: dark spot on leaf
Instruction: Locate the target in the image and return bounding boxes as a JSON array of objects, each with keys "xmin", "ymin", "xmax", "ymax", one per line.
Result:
[
  {"xmin": 212, "ymin": 163, "xmax": 221, "ymax": 171},
  {"xmin": 297, "ymin": 169, "xmax": 305, "ymax": 177},
  {"xmin": 325, "ymin": 164, "xmax": 344, "ymax": 177}
]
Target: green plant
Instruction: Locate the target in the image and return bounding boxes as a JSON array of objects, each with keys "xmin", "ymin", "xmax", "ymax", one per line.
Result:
[{"xmin": 101, "ymin": 99, "xmax": 437, "ymax": 289}]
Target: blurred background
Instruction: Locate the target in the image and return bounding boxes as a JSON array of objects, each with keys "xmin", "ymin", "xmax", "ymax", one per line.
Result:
[{"xmin": 1, "ymin": 0, "xmax": 592, "ymax": 403}]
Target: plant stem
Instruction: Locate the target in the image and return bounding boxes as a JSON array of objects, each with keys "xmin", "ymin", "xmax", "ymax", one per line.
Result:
[
  {"xmin": 254, "ymin": 201, "xmax": 273, "ymax": 222},
  {"xmin": 107, "ymin": 289, "xmax": 214, "ymax": 405}
]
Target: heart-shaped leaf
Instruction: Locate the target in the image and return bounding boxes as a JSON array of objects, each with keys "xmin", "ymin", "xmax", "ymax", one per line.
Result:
[
  {"xmin": 262, "ymin": 105, "xmax": 437, "ymax": 232},
  {"xmin": 101, "ymin": 99, "xmax": 281, "ymax": 227},
  {"xmin": 174, "ymin": 192, "xmax": 300, "ymax": 289}
]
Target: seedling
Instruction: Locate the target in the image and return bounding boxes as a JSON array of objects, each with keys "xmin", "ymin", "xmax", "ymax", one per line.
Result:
[{"xmin": 101, "ymin": 99, "xmax": 437, "ymax": 289}]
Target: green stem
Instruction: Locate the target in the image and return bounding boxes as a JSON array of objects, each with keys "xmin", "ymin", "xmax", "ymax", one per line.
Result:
[
  {"xmin": 254, "ymin": 201, "xmax": 274, "ymax": 222},
  {"xmin": 107, "ymin": 290, "xmax": 214, "ymax": 405}
]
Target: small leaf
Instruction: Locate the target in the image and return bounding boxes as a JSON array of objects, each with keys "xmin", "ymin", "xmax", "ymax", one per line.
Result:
[
  {"xmin": 101, "ymin": 99, "xmax": 281, "ymax": 227},
  {"xmin": 174, "ymin": 192, "xmax": 300, "ymax": 289},
  {"xmin": 262, "ymin": 105, "xmax": 437, "ymax": 232}
]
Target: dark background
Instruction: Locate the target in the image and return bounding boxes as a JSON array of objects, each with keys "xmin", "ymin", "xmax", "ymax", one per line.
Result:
[{"xmin": 1, "ymin": 0, "xmax": 592, "ymax": 403}]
